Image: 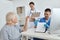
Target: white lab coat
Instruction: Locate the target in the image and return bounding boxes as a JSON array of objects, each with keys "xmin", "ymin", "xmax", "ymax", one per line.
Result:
[{"xmin": 26, "ymin": 8, "xmax": 40, "ymax": 29}]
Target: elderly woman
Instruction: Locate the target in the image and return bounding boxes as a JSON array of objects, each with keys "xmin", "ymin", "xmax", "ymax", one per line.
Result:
[{"xmin": 1, "ymin": 12, "xmax": 22, "ymax": 40}]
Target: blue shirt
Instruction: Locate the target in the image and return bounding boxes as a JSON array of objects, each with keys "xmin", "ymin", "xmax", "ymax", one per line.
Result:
[
  {"xmin": 39, "ymin": 17, "xmax": 51, "ymax": 28},
  {"xmin": 34, "ymin": 17, "xmax": 51, "ymax": 28}
]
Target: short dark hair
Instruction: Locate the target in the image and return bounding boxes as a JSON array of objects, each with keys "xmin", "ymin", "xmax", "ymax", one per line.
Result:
[
  {"xmin": 29, "ymin": 2, "xmax": 35, "ymax": 5},
  {"xmin": 45, "ymin": 8, "xmax": 51, "ymax": 12}
]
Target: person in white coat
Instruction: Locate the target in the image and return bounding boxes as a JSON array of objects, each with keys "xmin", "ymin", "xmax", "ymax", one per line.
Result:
[{"xmin": 24, "ymin": 2, "xmax": 40, "ymax": 31}]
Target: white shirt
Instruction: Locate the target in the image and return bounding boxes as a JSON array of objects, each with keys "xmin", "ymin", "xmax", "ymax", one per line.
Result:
[
  {"xmin": 27, "ymin": 9, "xmax": 40, "ymax": 17},
  {"xmin": 27, "ymin": 9, "xmax": 40, "ymax": 29}
]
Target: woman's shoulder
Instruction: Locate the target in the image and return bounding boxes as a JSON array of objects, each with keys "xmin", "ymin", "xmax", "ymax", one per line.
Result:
[{"xmin": 1, "ymin": 25, "xmax": 9, "ymax": 32}]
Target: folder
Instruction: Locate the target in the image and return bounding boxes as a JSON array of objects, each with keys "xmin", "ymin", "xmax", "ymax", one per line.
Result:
[{"xmin": 29, "ymin": 12, "xmax": 40, "ymax": 22}]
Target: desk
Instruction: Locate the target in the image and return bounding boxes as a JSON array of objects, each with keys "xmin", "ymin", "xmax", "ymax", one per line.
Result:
[{"xmin": 21, "ymin": 28, "xmax": 60, "ymax": 40}]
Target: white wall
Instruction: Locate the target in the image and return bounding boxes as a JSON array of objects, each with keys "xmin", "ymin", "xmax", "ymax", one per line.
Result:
[
  {"xmin": 0, "ymin": 0, "xmax": 60, "ymax": 30},
  {"xmin": 12, "ymin": 0, "xmax": 60, "ymax": 17},
  {"xmin": 0, "ymin": 0, "xmax": 15, "ymax": 30}
]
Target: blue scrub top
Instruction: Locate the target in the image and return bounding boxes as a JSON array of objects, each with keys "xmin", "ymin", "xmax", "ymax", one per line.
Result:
[
  {"xmin": 39, "ymin": 17, "xmax": 51, "ymax": 26},
  {"xmin": 34, "ymin": 17, "xmax": 51, "ymax": 28}
]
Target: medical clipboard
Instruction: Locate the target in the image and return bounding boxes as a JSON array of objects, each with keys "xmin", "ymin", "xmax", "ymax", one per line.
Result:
[
  {"xmin": 31, "ymin": 12, "xmax": 40, "ymax": 17},
  {"xmin": 29, "ymin": 12, "xmax": 40, "ymax": 22}
]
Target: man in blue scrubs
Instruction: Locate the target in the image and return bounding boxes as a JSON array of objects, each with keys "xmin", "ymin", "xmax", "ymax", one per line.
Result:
[{"xmin": 34, "ymin": 8, "xmax": 51, "ymax": 40}]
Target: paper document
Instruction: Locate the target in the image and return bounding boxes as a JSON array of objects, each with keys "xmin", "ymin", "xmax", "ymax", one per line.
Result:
[{"xmin": 35, "ymin": 22, "xmax": 46, "ymax": 32}]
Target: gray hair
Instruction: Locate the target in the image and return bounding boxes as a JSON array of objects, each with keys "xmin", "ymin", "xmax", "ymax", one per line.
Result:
[{"xmin": 6, "ymin": 12, "xmax": 15, "ymax": 23}]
